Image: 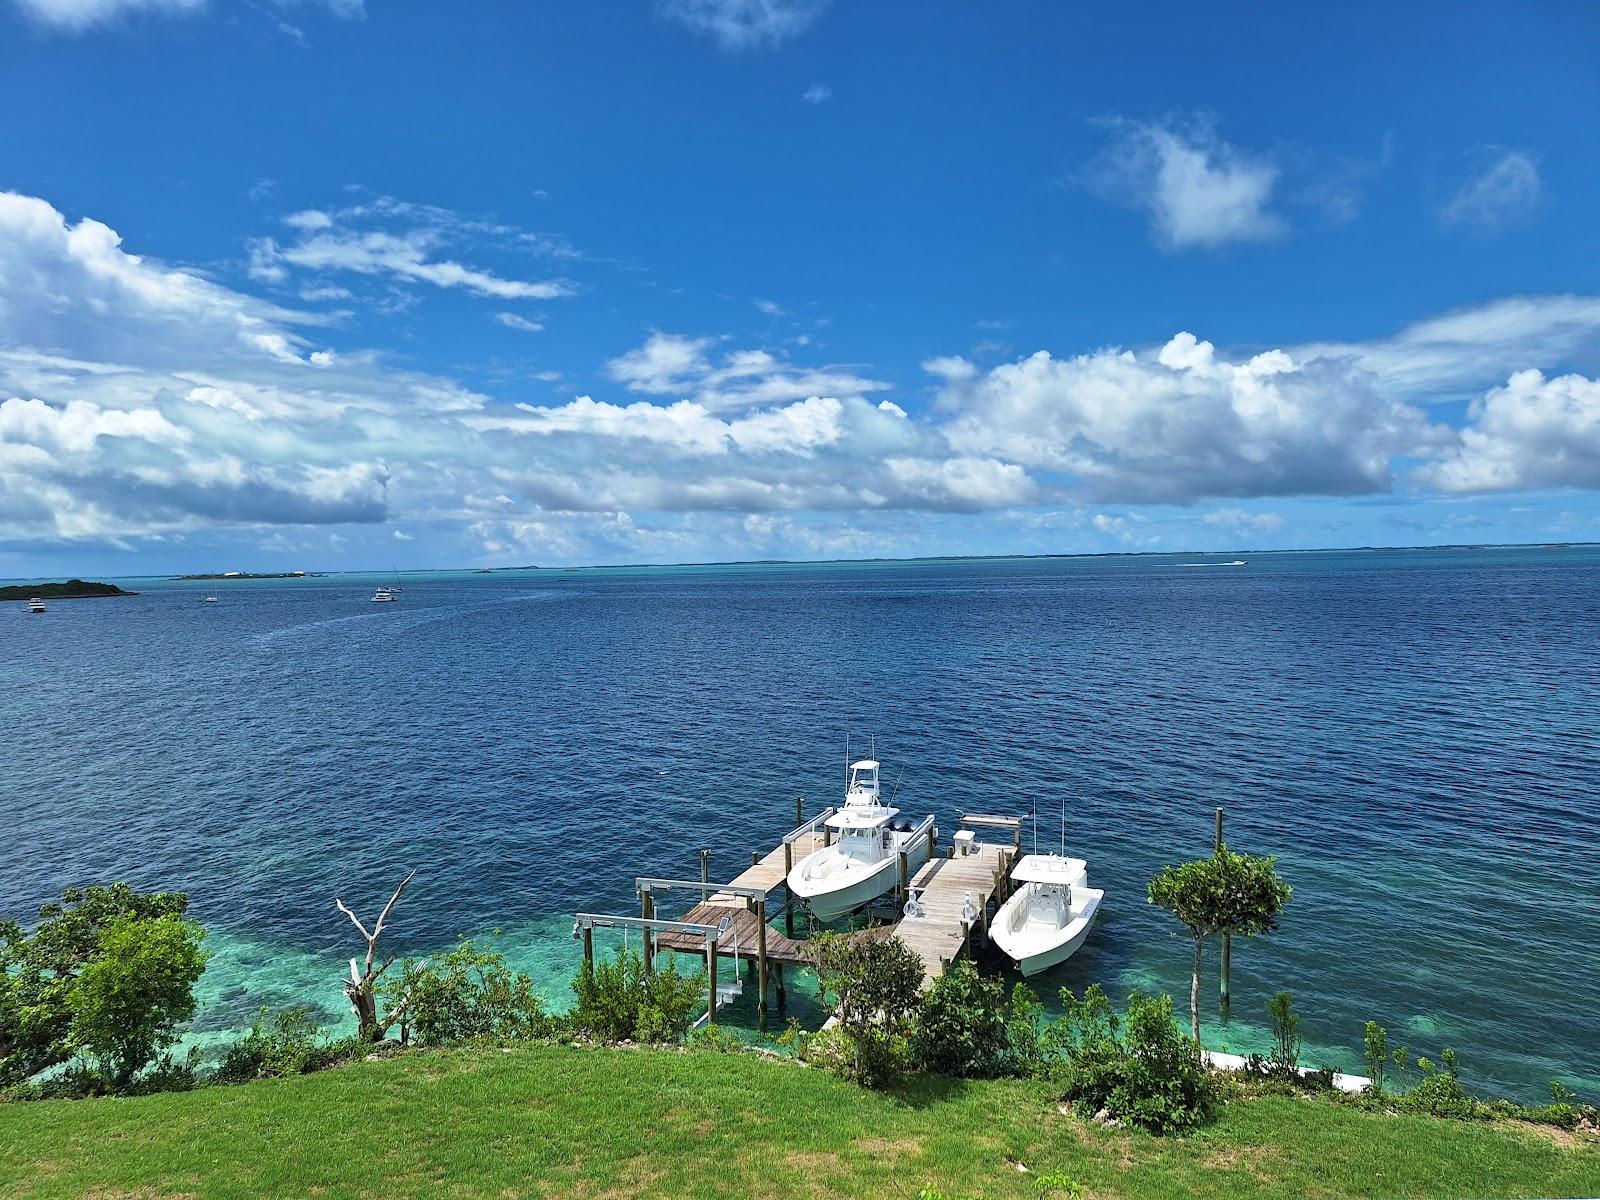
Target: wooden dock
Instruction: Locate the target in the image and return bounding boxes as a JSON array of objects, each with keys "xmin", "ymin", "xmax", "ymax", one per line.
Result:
[{"xmin": 574, "ymin": 807, "xmax": 1024, "ymax": 1027}]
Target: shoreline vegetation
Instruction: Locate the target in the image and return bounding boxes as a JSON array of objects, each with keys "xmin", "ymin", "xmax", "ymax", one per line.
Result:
[
  {"xmin": 0, "ymin": 579, "xmax": 135, "ymax": 601},
  {"xmin": 4, "ymin": 855, "xmax": 1597, "ymax": 1200},
  {"xmin": 170, "ymin": 570, "xmax": 319, "ymax": 580}
]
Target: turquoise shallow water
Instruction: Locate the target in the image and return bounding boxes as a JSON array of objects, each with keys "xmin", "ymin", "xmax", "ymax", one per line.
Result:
[{"xmin": 3, "ymin": 548, "xmax": 1598, "ymax": 1101}]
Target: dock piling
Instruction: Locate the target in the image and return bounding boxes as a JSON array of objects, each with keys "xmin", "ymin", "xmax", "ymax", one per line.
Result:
[{"xmin": 756, "ymin": 898, "xmax": 769, "ymax": 1029}]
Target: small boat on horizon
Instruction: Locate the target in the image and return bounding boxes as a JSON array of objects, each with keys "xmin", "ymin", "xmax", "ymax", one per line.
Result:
[
  {"xmin": 27, "ymin": 597, "xmax": 46, "ymax": 613},
  {"xmin": 370, "ymin": 586, "xmax": 398, "ymax": 604},
  {"xmin": 202, "ymin": 596, "xmax": 219, "ymax": 604},
  {"xmin": 786, "ymin": 758, "xmax": 936, "ymax": 923},
  {"xmin": 1181, "ymin": 560, "xmax": 1247, "ymax": 567}
]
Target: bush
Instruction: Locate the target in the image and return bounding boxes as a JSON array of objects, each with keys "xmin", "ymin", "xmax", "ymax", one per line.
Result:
[
  {"xmin": 1397, "ymin": 1048, "xmax": 1480, "ymax": 1120},
  {"xmin": 1266, "ymin": 992, "xmax": 1301, "ymax": 1075},
  {"xmin": 911, "ymin": 963, "xmax": 1046, "ymax": 1080},
  {"xmin": 569, "ymin": 945, "xmax": 704, "ymax": 1044},
  {"xmin": 389, "ymin": 939, "xmax": 554, "ymax": 1046},
  {"xmin": 1056, "ymin": 985, "xmax": 1220, "ymax": 1135},
  {"xmin": 215, "ymin": 1006, "xmax": 359, "ymax": 1083},
  {"xmin": 812, "ymin": 933, "xmax": 924, "ymax": 1087},
  {"xmin": 911, "ymin": 962, "xmax": 1009, "ymax": 1078},
  {"xmin": 1363, "ymin": 1020, "xmax": 1389, "ymax": 1094},
  {"xmin": 1, "ymin": 884, "xmax": 202, "ymax": 1091}
]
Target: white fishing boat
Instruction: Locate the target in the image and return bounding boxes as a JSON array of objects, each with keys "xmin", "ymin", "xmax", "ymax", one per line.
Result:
[
  {"xmin": 786, "ymin": 759, "xmax": 936, "ymax": 923},
  {"xmin": 992, "ymin": 853, "xmax": 1103, "ymax": 976},
  {"xmin": 201, "ymin": 596, "xmax": 219, "ymax": 604},
  {"xmin": 370, "ymin": 586, "xmax": 397, "ymax": 604},
  {"xmin": 27, "ymin": 597, "xmax": 46, "ymax": 613}
]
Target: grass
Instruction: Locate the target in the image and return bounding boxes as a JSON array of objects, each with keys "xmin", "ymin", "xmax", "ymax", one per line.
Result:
[{"xmin": 1, "ymin": 1044, "xmax": 1595, "ymax": 1199}]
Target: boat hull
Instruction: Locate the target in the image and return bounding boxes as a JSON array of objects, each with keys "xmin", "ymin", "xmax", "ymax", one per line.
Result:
[
  {"xmin": 993, "ymin": 890, "xmax": 1102, "ymax": 976},
  {"xmin": 788, "ymin": 835, "xmax": 933, "ymax": 923}
]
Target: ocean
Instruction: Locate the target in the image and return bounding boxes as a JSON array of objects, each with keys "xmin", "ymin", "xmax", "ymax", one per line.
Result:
[{"xmin": 3, "ymin": 547, "xmax": 1597, "ymax": 1102}]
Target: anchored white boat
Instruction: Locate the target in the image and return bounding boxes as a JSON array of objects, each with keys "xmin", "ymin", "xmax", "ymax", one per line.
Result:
[
  {"xmin": 27, "ymin": 597, "xmax": 46, "ymax": 613},
  {"xmin": 370, "ymin": 587, "xmax": 397, "ymax": 604},
  {"xmin": 201, "ymin": 596, "xmax": 219, "ymax": 604},
  {"xmin": 786, "ymin": 759, "xmax": 935, "ymax": 923},
  {"xmin": 992, "ymin": 854, "xmax": 1102, "ymax": 976}
]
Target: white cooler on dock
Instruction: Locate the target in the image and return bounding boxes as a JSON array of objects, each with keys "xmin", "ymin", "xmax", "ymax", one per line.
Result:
[{"xmin": 953, "ymin": 830, "xmax": 977, "ymax": 857}]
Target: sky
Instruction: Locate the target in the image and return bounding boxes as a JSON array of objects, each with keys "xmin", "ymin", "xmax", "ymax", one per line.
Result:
[{"xmin": 1, "ymin": 0, "xmax": 1598, "ymax": 575}]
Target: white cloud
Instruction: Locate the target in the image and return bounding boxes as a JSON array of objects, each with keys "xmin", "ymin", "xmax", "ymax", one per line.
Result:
[
  {"xmin": 1203, "ymin": 507, "xmax": 1284, "ymax": 531},
  {"xmin": 1293, "ymin": 294, "xmax": 1600, "ymax": 404},
  {"xmin": 802, "ymin": 83, "xmax": 832, "ymax": 104},
  {"xmin": 250, "ymin": 195, "xmax": 576, "ymax": 302},
  {"xmin": 392, "ymin": 528, "xmax": 412, "ymax": 541},
  {"xmin": 11, "ymin": 0, "xmax": 202, "ymax": 30},
  {"xmin": 1084, "ymin": 115, "xmax": 1286, "ymax": 249},
  {"xmin": 605, "ymin": 332, "xmax": 889, "ymax": 411},
  {"xmin": 657, "ymin": 0, "xmax": 828, "ymax": 50},
  {"xmin": 1440, "ymin": 149, "xmax": 1542, "ymax": 231},
  {"xmin": 938, "ymin": 332, "xmax": 1447, "ymax": 503},
  {"xmin": 1416, "ymin": 369, "xmax": 1600, "ymax": 492},
  {"xmin": 494, "ymin": 313, "xmax": 545, "ymax": 333},
  {"xmin": 754, "ymin": 298, "xmax": 784, "ymax": 315}
]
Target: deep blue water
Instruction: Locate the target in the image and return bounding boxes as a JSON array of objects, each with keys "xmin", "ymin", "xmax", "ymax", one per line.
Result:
[{"xmin": 3, "ymin": 548, "xmax": 1598, "ymax": 1102}]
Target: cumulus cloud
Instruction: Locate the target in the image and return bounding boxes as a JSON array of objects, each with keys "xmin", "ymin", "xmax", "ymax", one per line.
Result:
[
  {"xmin": 1083, "ymin": 115, "xmax": 1286, "ymax": 249},
  {"xmin": 605, "ymin": 332, "xmax": 889, "ymax": 412},
  {"xmin": 802, "ymin": 83, "xmax": 832, "ymax": 104},
  {"xmin": 494, "ymin": 313, "xmax": 544, "ymax": 332},
  {"xmin": 937, "ymin": 332, "xmax": 1450, "ymax": 503},
  {"xmin": 1416, "ymin": 369, "xmax": 1600, "ymax": 492},
  {"xmin": 1440, "ymin": 149, "xmax": 1542, "ymax": 232},
  {"xmin": 657, "ymin": 0, "xmax": 828, "ymax": 50}
]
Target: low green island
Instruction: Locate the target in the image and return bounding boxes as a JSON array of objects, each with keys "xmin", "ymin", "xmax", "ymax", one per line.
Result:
[
  {"xmin": 172, "ymin": 571, "xmax": 314, "ymax": 580},
  {"xmin": 0, "ymin": 579, "xmax": 134, "ymax": 601}
]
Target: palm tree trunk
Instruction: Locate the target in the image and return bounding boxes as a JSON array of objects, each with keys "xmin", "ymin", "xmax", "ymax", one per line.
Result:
[{"xmin": 1190, "ymin": 933, "xmax": 1203, "ymax": 1043}]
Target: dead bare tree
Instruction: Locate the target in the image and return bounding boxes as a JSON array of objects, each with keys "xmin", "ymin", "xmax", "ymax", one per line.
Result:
[{"xmin": 335, "ymin": 870, "xmax": 415, "ymax": 1042}]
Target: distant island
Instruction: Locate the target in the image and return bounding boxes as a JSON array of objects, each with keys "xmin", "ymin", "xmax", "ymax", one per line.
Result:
[
  {"xmin": 0, "ymin": 579, "xmax": 136, "ymax": 600},
  {"xmin": 172, "ymin": 571, "xmax": 317, "ymax": 581}
]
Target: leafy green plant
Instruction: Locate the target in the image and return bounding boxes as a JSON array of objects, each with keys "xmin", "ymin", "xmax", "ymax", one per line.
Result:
[
  {"xmin": 0, "ymin": 884, "xmax": 198, "ymax": 1089},
  {"xmin": 1056, "ymin": 985, "xmax": 1220, "ymax": 1135},
  {"xmin": 1266, "ymin": 991, "xmax": 1301, "ymax": 1075},
  {"xmin": 812, "ymin": 932, "xmax": 923, "ymax": 1087},
  {"xmin": 568, "ymin": 945, "xmax": 704, "ymax": 1044},
  {"xmin": 1399, "ymin": 1048, "xmax": 1480, "ymax": 1120},
  {"xmin": 911, "ymin": 961, "xmax": 1009, "ymax": 1078},
  {"xmin": 64, "ymin": 913, "xmax": 208, "ymax": 1090},
  {"xmin": 1363, "ymin": 1020, "xmax": 1389, "ymax": 1093},
  {"xmin": 1147, "ymin": 845, "xmax": 1292, "ymax": 1042},
  {"xmin": 215, "ymin": 1006, "xmax": 359, "ymax": 1083},
  {"xmin": 387, "ymin": 939, "xmax": 553, "ymax": 1046}
]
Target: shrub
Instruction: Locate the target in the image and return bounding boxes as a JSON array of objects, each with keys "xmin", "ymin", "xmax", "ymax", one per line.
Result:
[
  {"xmin": 568, "ymin": 945, "xmax": 704, "ymax": 1044},
  {"xmin": 1, "ymin": 884, "xmax": 201, "ymax": 1090},
  {"xmin": 1266, "ymin": 991, "xmax": 1301, "ymax": 1075},
  {"xmin": 1363, "ymin": 1020, "xmax": 1389, "ymax": 1093},
  {"xmin": 215, "ymin": 1006, "xmax": 358, "ymax": 1083},
  {"xmin": 1398, "ymin": 1048, "xmax": 1480, "ymax": 1120},
  {"xmin": 389, "ymin": 939, "xmax": 553, "ymax": 1046},
  {"xmin": 1057, "ymin": 985, "xmax": 1220, "ymax": 1135},
  {"xmin": 812, "ymin": 933, "xmax": 923, "ymax": 1087},
  {"xmin": 911, "ymin": 962, "xmax": 1009, "ymax": 1078},
  {"xmin": 63, "ymin": 912, "xmax": 207, "ymax": 1091}
]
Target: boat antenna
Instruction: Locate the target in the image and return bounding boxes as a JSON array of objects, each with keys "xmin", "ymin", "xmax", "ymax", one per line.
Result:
[
  {"xmin": 1031, "ymin": 798, "xmax": 1039, "ymax": 856},
  {"xmin": 889, "ymin": 767, "xmax": 905, "ymax": 804},
  {"xmin": 845, "ymin": 733, "xmax": 850, "ymax": 790},
  {"xmin": 1060, "ymin": 801, "xmax": 1067, "ymax": 858}
]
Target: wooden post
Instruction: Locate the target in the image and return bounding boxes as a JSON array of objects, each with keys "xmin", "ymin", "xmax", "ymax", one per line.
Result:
[
  {"xmin": 640, "ymin": 891, "xmax": 655, "ymax": 978},
  {"xmin": 1216, "ymin": 807, "xmax": 1231, "ymax": 1007},
  {"xmin": 898, "ymin": 848, "xmax": 909, "ymax": 901},
  {"xmin": 756, "ymin": 898, "xmax": 770, "ymax": 1030},
  {"xmin": 706, "ymin": 937, "xmax": 719, "ymax": 1027},
  {"xmin": 752, "ymin": 850, "xmax": 760, "ymax": 866},
  {"xmin": 795, "ymin": 795, "xmax": 804, "ymax": 828},
  {"xmin": 700, "ymin": 848, "xmax": 710, "ymax": 886},
  {"xmin": 774, "ymin": 963, "xmax": 787, "ymax": 1015},
  {"xmin": 581, "ymin": 923, "xmax": 594, "ymax": 972},
  {"xmin": 783, "ymin": 840, "xmax": 795, "ymax": 936}
]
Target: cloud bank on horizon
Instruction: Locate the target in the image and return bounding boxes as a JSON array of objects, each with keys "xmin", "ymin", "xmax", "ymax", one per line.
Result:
[{"xmin": 2, "ymin": 189, "xmax": 1597, "ymax": 567}]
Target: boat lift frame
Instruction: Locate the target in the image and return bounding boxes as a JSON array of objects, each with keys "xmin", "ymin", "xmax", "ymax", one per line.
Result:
[
  {"xmin": 571, "ymin": 912, "xmax": 730, "ymax": 1026},
  {"xmin": 634, "ymin": 876, "xmax": 779, "ymax": 1026}
]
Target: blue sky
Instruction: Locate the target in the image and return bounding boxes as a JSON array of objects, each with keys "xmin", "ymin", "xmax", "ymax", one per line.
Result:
[{"xmin": 1, "ymin": 0, "xmax": 1598, "ymax": 574}]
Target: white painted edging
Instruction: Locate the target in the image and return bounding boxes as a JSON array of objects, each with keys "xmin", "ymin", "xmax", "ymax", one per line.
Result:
[{"xmin": 1203, "ymin": 1050, "xmax": 1371, "ymax": 1095}]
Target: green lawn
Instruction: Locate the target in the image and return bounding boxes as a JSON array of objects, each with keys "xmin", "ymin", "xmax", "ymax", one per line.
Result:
[{"xmin": 1, "ymin": 1045, "xmax": 1594, "ymax": 1199}]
